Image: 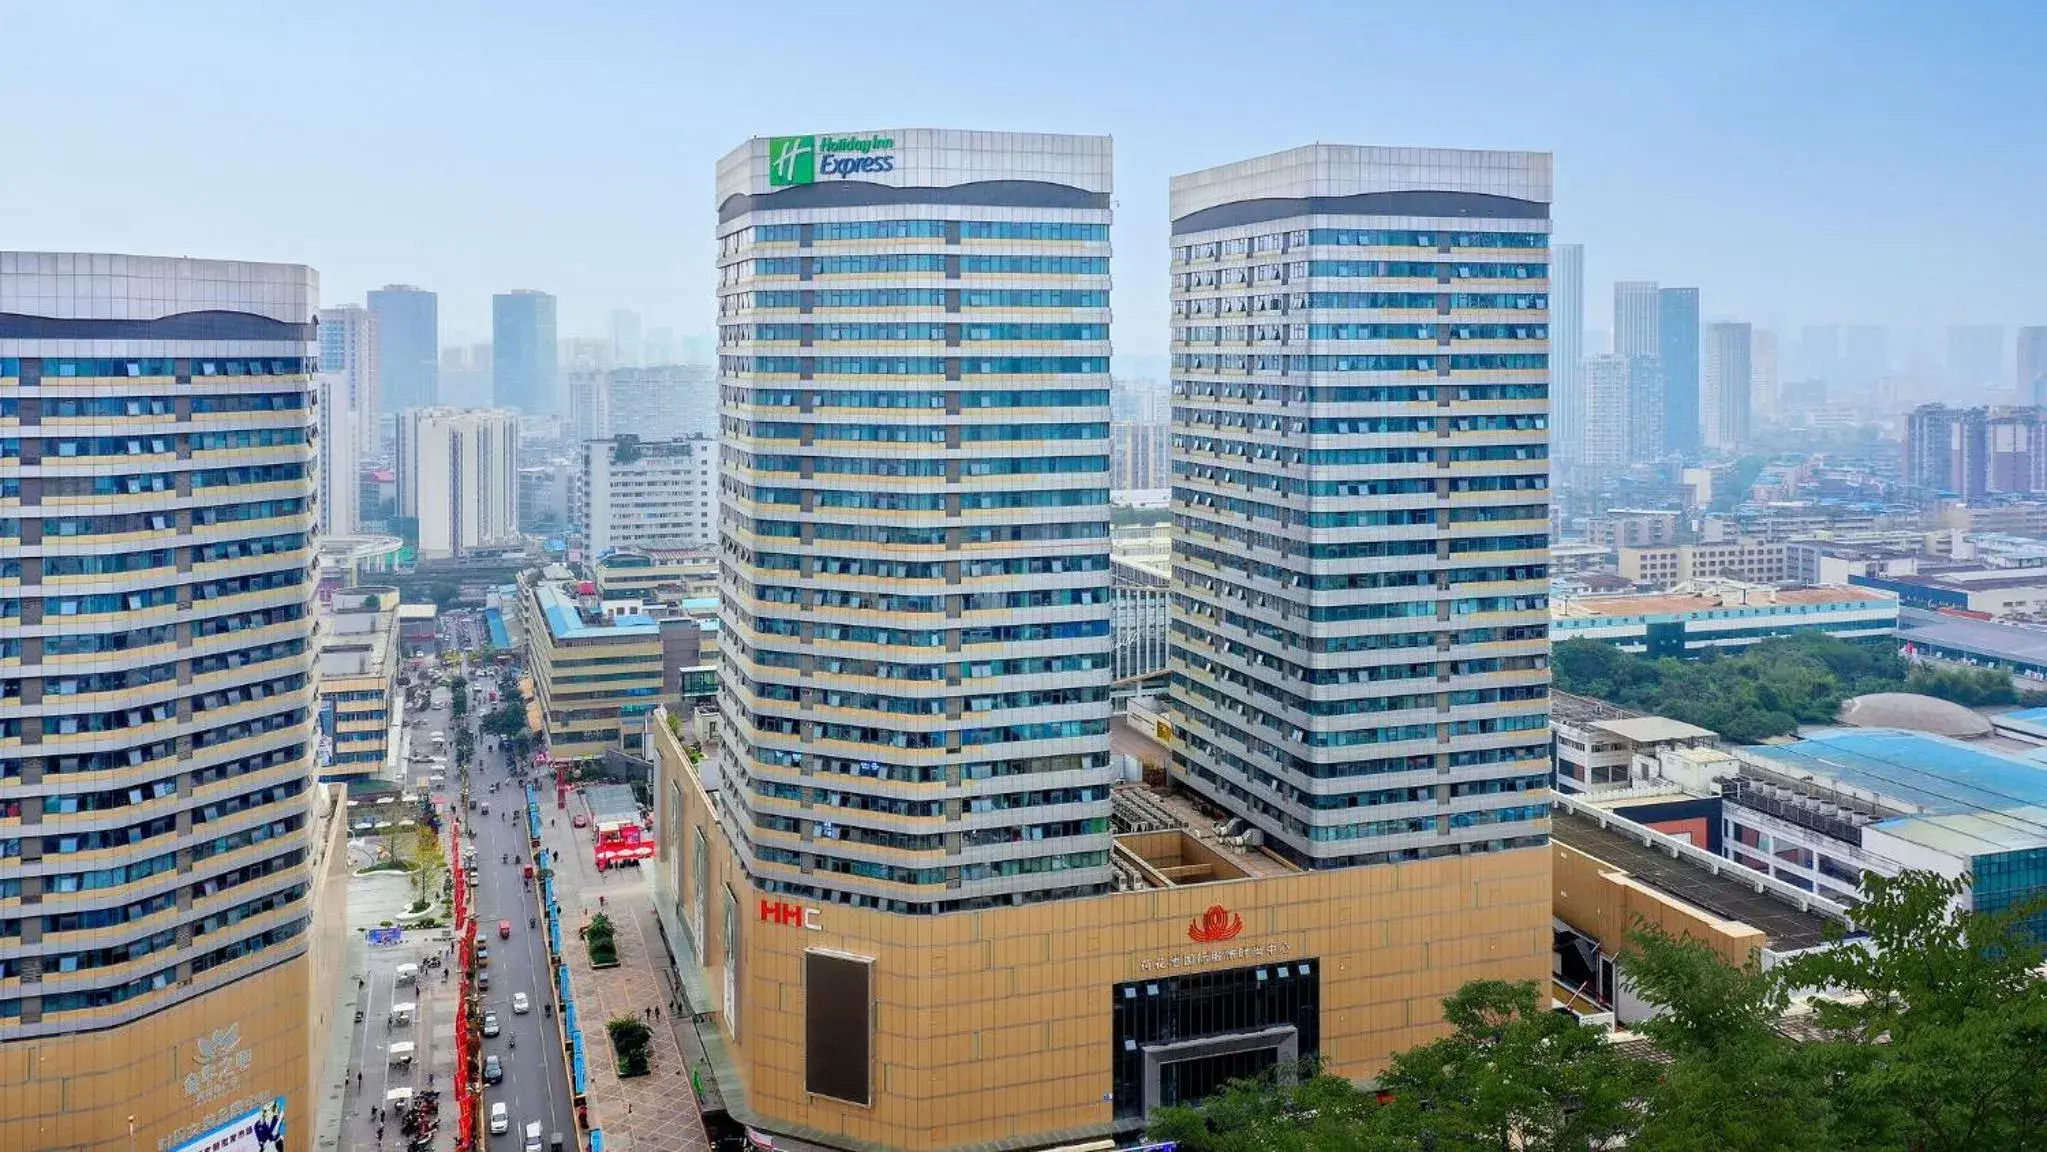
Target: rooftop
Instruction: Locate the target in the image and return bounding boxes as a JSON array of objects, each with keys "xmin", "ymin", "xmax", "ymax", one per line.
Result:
[
  {"xmin": 1551, "ymin": 806, "xmax": 1837, "ymax": 950},
  {"xmin": 1555, "ymin": 583, "xmax": 1893, "ymax": 618},
  {"xmin": 1591, "ymin": 716, "xmax": 1718, "ymax": 745},
  {"xmin": 1836, "ymin": 692, "xmax": 1994, "ymax": 739},
  {"xmin": 1742, "ymin": 728, "xmax": 2047, "ymax": 854},
  {"xmin": 1898, "ymin": 607, "xmax": 2047, "ymax": 665},
  {"xmin": 1551, "ymin": 690, "xmax": 1644, "ymax": 729},
  {"xmin": 532, "ymin": 580, "xmax": 660, "ymax": 640}
]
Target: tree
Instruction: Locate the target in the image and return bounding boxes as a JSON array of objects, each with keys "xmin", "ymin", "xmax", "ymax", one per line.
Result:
[
  {"xmin": 1623, "ymin": 924, "xmax": 1837, "ymax": 1152},
  {"xmin": 1146, "ymin": 1059, "xmax": 1389, "ymax": 1152},
  {"xmin": 1367, "ymin": 980, "xmax": 1652, "ymax": 1152},
  {"xmin": 450, "ymin": 675, "xmax": 469, "ymax": 718},
  {"xmin": 1773, "ymin": 871, "xmax": 2047, "ymax": 1152}
]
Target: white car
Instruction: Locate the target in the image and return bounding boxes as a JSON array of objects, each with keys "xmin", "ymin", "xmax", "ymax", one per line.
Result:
[
  {"xmin": 482, "ymin": 1012, "xmax": 500, "ymax": 1037},
  {"xmin": 511, "ymin": 992, "xmax": 530, "ymax": 1014},
  {"xmin": 490, "ymin": 1102, "xmax": 509, "ymax": 1135}
]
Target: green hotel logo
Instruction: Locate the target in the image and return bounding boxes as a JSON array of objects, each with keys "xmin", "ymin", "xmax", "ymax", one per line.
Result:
[
  {"xmin": 767, "ymin": 133, "xmax": 898, "ymax": 186},
  {"xmin": 767, "ymin": 136, "xmax": 815, "ymax": 186}
]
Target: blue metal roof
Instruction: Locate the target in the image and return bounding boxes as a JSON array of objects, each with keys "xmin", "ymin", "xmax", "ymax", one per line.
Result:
[
  {"xmin": 534, "ymin": 582, "xmax": 659, "ymax": 639},
  {"xmin": 1746, "ymin": 728, "xmax": 2047, "ymax": 817}
]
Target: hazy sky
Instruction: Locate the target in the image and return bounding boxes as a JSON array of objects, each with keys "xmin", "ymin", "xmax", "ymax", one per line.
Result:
[{"xmin": 4, "ymin": 0, "xmax": 2042, "ymax": 361}]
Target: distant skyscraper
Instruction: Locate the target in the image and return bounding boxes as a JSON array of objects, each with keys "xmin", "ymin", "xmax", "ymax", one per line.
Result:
[
  {"xmin": 1658, "ymin": 288, "xmax": 1701, "ymax": 453},
  {"xmin": 566, "ymin": 365, "xmax": 715, "ymax": 443},
  {"xmin": 1625, "ymin": 355, "xmax": 1667, "ymax": 462},
  {"xmin": 1947, "ymin": 324, "xmax": 2006, "ymax": 395},
  {"xmin": 317, "ymin": 373, "xmax": 361, "ymax": 536},
  {"xmin": 2019, "ymin": 327, "xmax": 2047, "ymax": 407},
  {"xmin": 1905, "ymin": 404, "xmax": 1990, "ymax": 498},
  {"xmin": 643, "ymin": 325, "xmax": 677, "ymax": 364},
  {"xmin": 1842, "ymin": 325, "xmax": 1888, "ymax": 395},
  {"xmin": 439, "ymin": 342, "xmax": 494, "ymax": 408},
  {"xmin": 608, "ymin": 309, "xmax": 642, "ymax": 367},
  {"xmin": 1580, "ymin": 354, "xmax": 1631, "ymax": 468},
  {"xmin": 1752, "ymin": 329, "xmax": 1780, "ymax": 421},
  {"xmin": 1704, "ymin": 322, "xmax": 1754, "ymax": 449},
  {"xmin": 1613, "ymin": 280, "xmax": 1660, "ymax": 358},
  {"xmin": 318, "ymin": 304, "xmax": 380, "ymax": 455},
  {"xmin": 1552, "ymin": 244, "xmax": 1585, "ymax": 465},
  {"xmin": 492, "ymin": 289, "xmax": 559, "ymax": 413},
  {"xmin": 397, "ymin": 407, "xmax": 521, "ymax": 558},
  {"xmin": 367, "ymin": 284, "xmax": 439, "ymax": 412},
  {"xmin": 1799, "ymin": 324, "xmax": 1840, "ymax": 383}
]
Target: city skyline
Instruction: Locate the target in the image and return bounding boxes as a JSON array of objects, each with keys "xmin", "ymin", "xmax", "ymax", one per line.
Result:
[{"xmin": 4, "ymin": 1, "xmax": 2043, "ymax": 351}]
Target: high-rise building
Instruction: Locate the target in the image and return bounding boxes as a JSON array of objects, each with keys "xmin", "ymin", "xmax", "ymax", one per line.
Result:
[
  {"xmin": 1799, "ymin": 323, "xmax": 1841, "ymax": 384},
  {"xmin": 1613, "ymin": 280, "xmax": 1660, "ymax": 357},
  {"xmin": 492, "ymin": 289, "xmax": 558, "ymax": 413},
  {"xmin": 1580, "ymin": 354, "xmax": 1632, "ymax": 468},
  {"xmin": 439, "ymin": 341, "xmax": 493, "ymax": 408},
  {"xmin": 651, "ymin": 137, "xmax": 1555, "ymax": 1152},
  {"xmin": 609, "ymin": 308, "xmax": 643, "ymax": 367},
  {"xmin": 1905, "ymin": 404, "xmax": 1991, "ymax": 498},
  {"xmin": 2020, "ymin": 327, "xmax": 2047, "ymax": 407},
  {"xmin": 1168, "ymin": 143, "xmax": 1553, "ymax": 868},
  {"xmin": 1704, "ymin": 321, "xmax": 1754, "ymax": 449},
  {"xmin": 1948, "ymin": 324, "xmax": 2006, "ymax": 395},
  {"xmin": 565, "ymin": 365, "xmax": 716, "ymax": 444},
  {"xmin": 713, "ymin": 128, "xmax": 1117, "ymax": 913},
  {"xmin": 397, "ymin": 407, "xmax": 521, "ymax": 558},
  {"xmin": 1551, "ymin": 244, "xmax": 1584, "ymax": 465},
  {"xmin": 367, "ymin": 284, "xmax": 438, "ymax": 413},
  {"xmin": 1110, "ymin": 418, "xmax": 1169, "ymax": 490},
  {"xmin": 316, "ymin": 373, "xmax": 360, "ymax": 536},
  {"xmin": 1842, "ymin": 324, "xmax": 1888, "ymax": 396},
  {"xmin": 1751, "ymin": 328, "xmax": 1780, "ymax": 421},
  {"xmin": 0, "ymin": 253, "xmax": 341, "ymax": 1152},
  {"xmin": 1624, "ymin": 355, "xmax": 1667, "ymax": 462},
  {"xmin": 643, "ymin": 325, "xmax": 677, "ymax": 365},
  {"xmin": 1658, "ymin": 288, "xmax": 1700, "ymax": 452},
  {"xmin": 316, "ymin": 304, "xmax": 380, "ymax": 455},
  {"xmin": 579, "ymin": 434, "xmax": 716, "ymax": 553}
]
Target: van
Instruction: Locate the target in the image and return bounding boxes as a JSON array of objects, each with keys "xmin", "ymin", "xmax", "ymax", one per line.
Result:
[{"xmin": 523, "ymin": 1122, "xmax": 543, "ymax": 1152}]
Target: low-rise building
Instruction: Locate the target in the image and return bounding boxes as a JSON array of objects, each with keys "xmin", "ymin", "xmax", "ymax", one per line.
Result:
[
  {"xmin": 1617, "ymin": 537, "xmax": 1789, "ymax": 588},
  {"xmin": 316, "ymin": 585, "xmax": 403, "ymax": 780},
  {"xmin": 589, "ymin": 547, "xmax": 718, "ymax": 604},
  {"xmin": 1550, "ymin": 692, "xmax": 1717, "ymax": 794},
  {"xmin": 1111, "ymin": 545, "xmax": 1170, "ymax": 689},
  {"xmin": 524, "ymin": 574, "xmax": 664, "ymax": 759},
  {"xmin": 1852, "ymin": 566, "xmax": 2047, "ymax": 618},
  {"xmin": 1551, "ymin": 579, "xmax": 1898, "ymax": 656},
  {"xmin": 1585, "ymin": 508, "xmax": 1682, "ymax": 548}
]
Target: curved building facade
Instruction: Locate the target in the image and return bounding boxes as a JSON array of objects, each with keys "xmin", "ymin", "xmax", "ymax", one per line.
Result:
[
  {"xmin": 0, "ymin": 253, "xmax": 324, "ymax": 1152},
  {"xmin": 713, "ymin": 130, "xmax": 1118, "ymax": 914}
]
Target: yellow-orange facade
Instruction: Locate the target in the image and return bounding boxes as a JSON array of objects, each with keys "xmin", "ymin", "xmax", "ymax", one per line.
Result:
[{"xmin": 649, "ymin": 715, "xmax": 1550, "ymax": 1152}]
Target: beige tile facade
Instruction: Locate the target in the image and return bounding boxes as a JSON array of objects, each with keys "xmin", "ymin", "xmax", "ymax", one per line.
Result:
[
  {"xmin": 650, "ymin": 716, "xmax": 1550, "ymax": 1152},
  {"xmin": 0, "ymin": 958, "xmax": 312, "ymax": 1152}
]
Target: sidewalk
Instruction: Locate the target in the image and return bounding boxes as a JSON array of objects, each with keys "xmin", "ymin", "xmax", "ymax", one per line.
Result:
[{"xmin": 538, "ymin": 798, "xmax": 714, "ymax": 1152}]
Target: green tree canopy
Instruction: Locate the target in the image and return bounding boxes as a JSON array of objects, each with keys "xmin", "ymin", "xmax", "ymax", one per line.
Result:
[{"xmin": 1150, "ymin": 868, "xmax": 2047, "ymax": 1152}]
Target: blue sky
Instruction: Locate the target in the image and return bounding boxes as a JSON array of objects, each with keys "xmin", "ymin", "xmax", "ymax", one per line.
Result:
[{"xmin": 4, "ymin": 0, "xmax": 2042, "ymax": 366}]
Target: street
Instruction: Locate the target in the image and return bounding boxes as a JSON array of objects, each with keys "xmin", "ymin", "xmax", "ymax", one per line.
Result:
[{"xmin": 470, "ymin": 743, "xmax": 575, "ymax": 1148}]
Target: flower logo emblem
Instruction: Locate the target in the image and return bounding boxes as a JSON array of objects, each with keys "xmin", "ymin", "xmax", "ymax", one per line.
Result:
[{"xmin": 1187, "ymin": 904, "xmax": 1245, "ymax": 943}]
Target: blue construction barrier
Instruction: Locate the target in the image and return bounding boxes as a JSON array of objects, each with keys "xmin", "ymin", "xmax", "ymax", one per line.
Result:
[
  {"xmin": 589, "ymin": 1133, "xmax": 604, "ymax": 1152},
  {"xmin": 571, "ymin": 1029, "xmax": 587, "ymax": 1095}
]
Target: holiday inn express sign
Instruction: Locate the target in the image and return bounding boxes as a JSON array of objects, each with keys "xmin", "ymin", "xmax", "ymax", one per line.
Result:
[{"xmin": 768, "ymin": 134, "xmax": 898, "ymax": 185}]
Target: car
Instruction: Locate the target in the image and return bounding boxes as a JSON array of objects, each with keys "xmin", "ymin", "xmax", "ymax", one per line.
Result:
[
  {"xmin": 479, "ymin": 971, "xmax": 491, "ymax": 991},
  {"xmin": 490, "ymin": 1102, "xmax": 509, "ymax": 1136},
  {"xmin": 482, "ymin": 1012, "xmax": 500, "ymax": 1037},
  {"xmin": 483, "ymin": 1054, "xmax": 503, "ymax": 1084},
  {"xmin": 512, "ymin": 992, "xmax": 530, "ymax": 1014},
  {"xmin": 571, "ymin": 813, "xmax": 589, "ymax": 829}
]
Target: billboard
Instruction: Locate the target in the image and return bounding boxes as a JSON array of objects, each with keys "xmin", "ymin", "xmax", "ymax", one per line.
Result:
[
  {"xmin": 170, "ymin": 1098, "xmax": 286, "ymax": 1152},
  {"xmin": 593, "ymin": 820, "xmax": 655, "ymax": 865}
]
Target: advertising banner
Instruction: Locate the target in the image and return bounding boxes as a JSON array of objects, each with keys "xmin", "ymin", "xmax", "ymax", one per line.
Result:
[{"xmin": 169, "ymin": 1098, "xmax": 286, "ymax": 1152}]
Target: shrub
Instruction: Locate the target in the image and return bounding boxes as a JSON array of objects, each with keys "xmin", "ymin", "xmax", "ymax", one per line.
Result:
[
  {"xmin": 606, "ymin": 1015, "xmax": 653, "ymax": 1077},
  {"xmin": 585, "ymin": 912, "xmax": 619, "ymax": 967}
]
